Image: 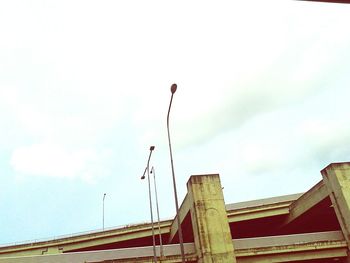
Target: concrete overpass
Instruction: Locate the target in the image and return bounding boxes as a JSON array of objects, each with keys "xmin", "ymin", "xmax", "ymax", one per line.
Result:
[{"xmin": 1, "ymin": 162, "xmax": 350, "ymax": 262}]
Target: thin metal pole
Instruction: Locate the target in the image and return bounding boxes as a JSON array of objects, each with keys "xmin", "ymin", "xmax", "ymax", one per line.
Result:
[
  {"xmin": 167, "ymin": 84, "xmax": 185, "ymax": 263},
  {"xmin": 151, "ymin": 166, "xmax": 164, "ymax": 258},
  {"xmin": 147, "ymin": 166, "xmax": 157, "ymax": 263},
  {"xmin": 141, "ymin": 147, "xmax": 157, "ymax": 263},
  {"xmin": 103, "ymin": 193, "xmax": 106, "ymax": 230}
]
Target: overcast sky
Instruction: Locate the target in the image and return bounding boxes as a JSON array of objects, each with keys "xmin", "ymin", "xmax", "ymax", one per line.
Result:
[{"xmin": 1, "ymin": 0, "xmax": 350, "ymax": 245}]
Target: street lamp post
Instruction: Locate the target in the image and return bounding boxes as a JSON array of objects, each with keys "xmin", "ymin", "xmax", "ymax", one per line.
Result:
[
  {"xmin": 103, "ymin": 193, "xmax": 106, "ymax": 230},
  {"xmin": 150, "ymin": 166, "xmax": 164, "ymax": 258},
  {"xmin": 166, "ymin": 83, "xmax": 185, "ymax": 263},
  {"xmin": 141, "ymin": 146, "xmax": 157, "ymax": 263}
]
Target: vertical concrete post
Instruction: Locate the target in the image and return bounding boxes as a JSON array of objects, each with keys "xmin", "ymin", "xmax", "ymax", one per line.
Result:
[
  {"xmin": 321, "ymin": 162, "xmax": 350, "ymax": 260},
  {"xmin": 187, "ymin": 174, "xmax": 236, "ymax": 263}
]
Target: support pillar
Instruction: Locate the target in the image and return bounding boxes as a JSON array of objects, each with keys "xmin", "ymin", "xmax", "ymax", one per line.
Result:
[
  {"xmin": 321, "ymin": 162, "xmax": 350, "ymax": 261},
  {"xmin": 187, "ymin": 174, "xmax": 236, "ymax": 263}
]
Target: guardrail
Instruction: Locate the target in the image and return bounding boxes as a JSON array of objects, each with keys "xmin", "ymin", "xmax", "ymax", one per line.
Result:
[{"xmin": 0, "ymin": 218, "xmax": 173, "ymax": 249}]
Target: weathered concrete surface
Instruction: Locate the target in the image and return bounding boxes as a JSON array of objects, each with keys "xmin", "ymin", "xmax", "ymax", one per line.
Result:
[
  {"xmin": 1, "ymin": 231, "xmax": 347, "ymax": 263},
  {"xmin": 0, "ymin": 221, "xmax": 172, "ymax": 257},
  {"xmin": 187, "ymin": 174, "xmax": 236, "ymax": 263},
  {"xmin": 322, "ymin": 162, "xmax": 350, "ymax": 261},
  {"xmin": 168, "ymin": 193, "xmax": 191, "ymax": 243},
  {"xmin": 280, "ymin": 180, "xmax": 328, "ymax": 228},
  {"xmin": 0, "ymin": 243, "xmax": 197, "ymax": 263}
]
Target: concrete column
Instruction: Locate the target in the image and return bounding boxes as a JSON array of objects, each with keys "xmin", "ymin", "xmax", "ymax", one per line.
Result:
[
  {"xmin": 187, "ymin": 174, "xmax": 236, "ymax": 263},
  {"xmin": 321, "ymin": 162, "xmax": 350, "ymax": 261}
]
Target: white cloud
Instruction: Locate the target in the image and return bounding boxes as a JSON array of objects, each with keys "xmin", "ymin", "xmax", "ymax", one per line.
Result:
[
  {"xmin": 1, "ymin": 1, "xmax": 349, "ymax": 185},
  {"xmin": 299, "ymin": 118, "xmax": 350, "ymax": 159},
  {"xmin": 10, "ymin": 142, "xmax": 110, "ymax": 182}
]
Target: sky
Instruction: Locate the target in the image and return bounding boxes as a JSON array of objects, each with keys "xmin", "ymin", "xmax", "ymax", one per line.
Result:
[{"xmin": 1, "ymin": 0, "xmax": 350, "ymax": 245}]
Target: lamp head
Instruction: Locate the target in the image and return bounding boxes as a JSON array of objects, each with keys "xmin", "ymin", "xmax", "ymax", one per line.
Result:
[
  {"xmin": 141, "ymin": 175, "xmax": 145, "ymax": 180},
  {"xmin": 150, "ymin": 146, "xmax": 155, "ymax": 151},
  {"xmin": 171, "ymin": 84, "xmax": 177, "ymax": 94}
]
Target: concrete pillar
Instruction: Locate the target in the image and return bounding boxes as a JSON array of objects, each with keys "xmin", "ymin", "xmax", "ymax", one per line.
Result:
[
  {"xmin": 321, "ymin": 162, "xmax": 350, "ymax": 261},
  {"xmin": 187, "ymin": 174, "xmax": 236, "ymax": 263}
]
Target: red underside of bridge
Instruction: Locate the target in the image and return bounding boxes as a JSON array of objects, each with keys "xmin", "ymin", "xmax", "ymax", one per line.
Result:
[{"xmin": 66, "ymin": 196, "xmax": 340, "ymax": 254}]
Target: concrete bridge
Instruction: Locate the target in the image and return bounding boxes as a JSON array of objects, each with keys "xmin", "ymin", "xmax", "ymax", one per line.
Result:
[{"xmin": 1, "ymin": 162, "xmax": 350, "ymax": 262}]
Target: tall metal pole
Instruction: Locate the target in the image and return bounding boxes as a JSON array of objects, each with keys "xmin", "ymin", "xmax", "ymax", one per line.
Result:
[
  {"xmin": 103, "ymin": 193, "xmax": 106, "ymax": 230},
  {"xmin": 150, "ymin": 166, "xmax": 164, "ymax": 258},
  {"xmin": 141, "ymin": 146, "xmax": 157, "ymax": 263},
  {"xmin": 167, "ymin": 83, "xmax": 185, "ymax": 262}
]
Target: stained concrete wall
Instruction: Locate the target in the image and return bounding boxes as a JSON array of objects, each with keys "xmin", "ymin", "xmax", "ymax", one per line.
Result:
[{"xmin": 187, "ymin": 174, "xmax": 236, "ymax": 263}]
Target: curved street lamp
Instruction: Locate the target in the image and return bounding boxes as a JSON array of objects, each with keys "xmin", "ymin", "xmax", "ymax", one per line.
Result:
[{"xmin": 167, "ymin": 84, "xmax": 185, "ymax": 262}]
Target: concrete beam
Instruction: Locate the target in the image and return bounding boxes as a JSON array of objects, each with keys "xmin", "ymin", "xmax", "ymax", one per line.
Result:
[
  {"xmin": 237, "ymin": 248, "xmax": 347, "ymax": 263},
  {"xmin": 280, "ymin": 180, "xmax": 329, "ymax": 228},
  {"xmin": 234, "ymin": 230, "xmax": 344, "ymax": 250},
  {"xmin": 168, "ymin": 193, "xmax": 191, "ymax": 243},
  {"xmin": 2, "ymin": 231, "xmax": 346, "ymax": 263},
  {"xmin": 234, "ymin": 230, "xmax": 347, "ymax": 262},
  {"xmin": 226, "ymin": 194, "xmax": 301, "ymax": 223},
  {"xmin": 0, "ymin": 221, "xmax": 172, "ymax": 257},
  {"xmin": 0, "ymin": 243, "xmax": 197, "ymax": 263},
  {"xmin": 322, "ymin": 162, "xmax": 350, "ymax": 250}
]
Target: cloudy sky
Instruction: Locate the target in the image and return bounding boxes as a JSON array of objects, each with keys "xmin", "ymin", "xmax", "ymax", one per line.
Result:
[{"xmin": 1, "ymin": 0, "xmax": 350, "ymax": 245}]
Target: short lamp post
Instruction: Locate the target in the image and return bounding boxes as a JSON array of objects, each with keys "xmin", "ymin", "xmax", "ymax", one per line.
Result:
[
  {"xmin": 103, "ymin": 193, "xmax": 106, "ymax": 230},
  {"xmin": 150, "ymin": 166, "xmax": 164, "ymax": 258},
  {"xmin": 141, "ymin": 146, "xmax": 157, "ymax": 263}
]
